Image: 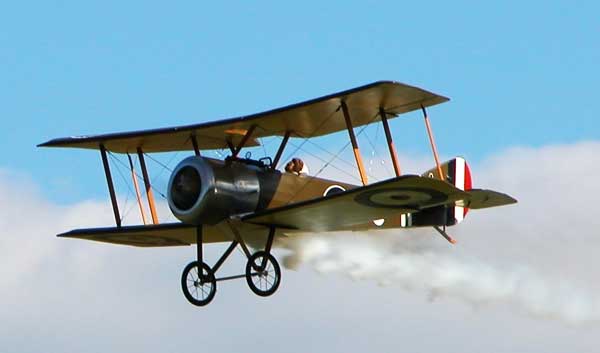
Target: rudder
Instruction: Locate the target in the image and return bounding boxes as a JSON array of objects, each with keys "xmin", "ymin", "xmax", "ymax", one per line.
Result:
[{"xmin": 400, "ymin": 157, "xmax": 472, "ymax": 227}]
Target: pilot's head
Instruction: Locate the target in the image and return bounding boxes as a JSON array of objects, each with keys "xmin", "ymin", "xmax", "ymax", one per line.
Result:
[{"xmin": 285, "ymin": 158, "xmax": 309, "ymax": 175}]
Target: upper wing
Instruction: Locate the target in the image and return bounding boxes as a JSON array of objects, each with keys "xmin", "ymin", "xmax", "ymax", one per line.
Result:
[
  {"xmin": 38, "ymin": 81, "xmax": 448, "ymax": 153},
  {"xmin": 242, "ymin": 175, "xmax": 468, "ymax": 232}
]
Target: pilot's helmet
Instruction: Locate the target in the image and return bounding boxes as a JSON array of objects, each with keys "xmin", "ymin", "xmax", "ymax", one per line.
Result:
[{"xmin": 284, "ymin": 158, "xmax": 309, "ymax": 175}]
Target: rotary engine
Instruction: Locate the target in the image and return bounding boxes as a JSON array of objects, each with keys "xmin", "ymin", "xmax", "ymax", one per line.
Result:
[{"xmin": 168, "ymin": 156, "xmax": 274, "ymax": 225}]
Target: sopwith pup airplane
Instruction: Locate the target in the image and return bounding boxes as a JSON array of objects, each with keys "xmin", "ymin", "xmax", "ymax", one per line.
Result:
[{"xmin": 39, "ymin": 81, "xmax": 516, "ymax": 306}]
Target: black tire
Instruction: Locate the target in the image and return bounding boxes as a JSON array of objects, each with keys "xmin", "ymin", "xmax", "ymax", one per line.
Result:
[
  {"xmin": 245, "ymin": 251, "xmax": 281, "ymax": 297},
  {"xmin": 181, "ymin": 261, "xmax": 216, "ymax": 306}
]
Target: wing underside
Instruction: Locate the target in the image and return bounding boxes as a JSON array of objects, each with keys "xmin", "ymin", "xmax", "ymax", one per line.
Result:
[
  {"xmin": 57, "ymin": 221, "xmax": 279, "ymax": 248},
  {"xmin": 58, "ymin": 223, "xmax": 214, "ymax": 247}
]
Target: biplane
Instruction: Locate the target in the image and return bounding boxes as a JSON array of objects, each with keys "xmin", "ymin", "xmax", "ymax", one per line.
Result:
[{"xmin": 39, "ymin": 81, "xmax": 516, "ymax": 306}]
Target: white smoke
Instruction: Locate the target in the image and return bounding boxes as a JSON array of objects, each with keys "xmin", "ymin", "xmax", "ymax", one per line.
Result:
[
  {"xmin": 282, "ymin": 232, "xmax": 600, "ymax": 325},
  {"xmin": 281, "ymin": 141, "xmax": 600, "ymax": 325}
]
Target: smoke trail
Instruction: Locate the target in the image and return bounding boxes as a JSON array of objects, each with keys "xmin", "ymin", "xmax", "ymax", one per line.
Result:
[
  {"xmin": 281, "ymin": 231, "xmax": 600, "ymax": 325},
  {"xmin": 278, "ymin": 142, "xmax": 600, "ymax": 325}
]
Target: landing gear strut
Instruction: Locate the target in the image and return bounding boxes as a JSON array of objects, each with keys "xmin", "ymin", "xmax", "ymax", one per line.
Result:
[
  {"xmin": 181, "ymin": 227, "xmax": 217, "ymax": 306},
  {"xmin": 180, "ymin": 225, "xmax": 281, "ymax": 306}
]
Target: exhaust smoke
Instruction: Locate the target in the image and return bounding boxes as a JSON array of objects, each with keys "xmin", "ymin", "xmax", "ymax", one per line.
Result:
[
  {"xmin": 281, "ymin": 231, "xmax": 600, "ymax": 325},
  {"xmin": 280, "ymin": 142, "xmax": 600, "ymax": 325}
]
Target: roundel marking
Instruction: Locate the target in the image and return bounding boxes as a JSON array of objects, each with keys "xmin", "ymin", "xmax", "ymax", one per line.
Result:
[
  {"xmin": 373, "ymin": 219, "xmax": 385, "ymax": 226},
  {"xmin": 323, "ymin": 185, "xmax": 346, "ymax": 197},
  {"xmin": 354, "ymin": 187, "xmax": 448, "ymax": 209}
]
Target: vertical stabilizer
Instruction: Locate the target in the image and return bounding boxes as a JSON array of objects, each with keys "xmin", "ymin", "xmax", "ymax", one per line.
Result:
[{"xmin": 401, "ymin": 157, "xmax": 472, "ymax": 227}]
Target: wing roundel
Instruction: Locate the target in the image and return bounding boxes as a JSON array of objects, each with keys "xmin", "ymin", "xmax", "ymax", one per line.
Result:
[{"xmin": 242, "ymin": 175, "xmax": 468, "ymax": 232}]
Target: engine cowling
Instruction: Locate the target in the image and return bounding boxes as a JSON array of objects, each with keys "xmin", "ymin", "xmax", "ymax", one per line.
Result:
[{"xmin": 167, "ymin": 156, "xmax": 264, "ymax": 225}]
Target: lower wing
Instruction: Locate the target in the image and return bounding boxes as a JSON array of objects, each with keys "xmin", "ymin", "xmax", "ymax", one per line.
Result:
[{"xmin": 58, "ymin": 223, "xmax": 216, "ymax": 247}]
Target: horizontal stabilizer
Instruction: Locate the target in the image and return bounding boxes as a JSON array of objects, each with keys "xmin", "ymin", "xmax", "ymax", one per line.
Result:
[{"xmin": 462, "ymin": 189, "xmax": 517, "ymax": 209}]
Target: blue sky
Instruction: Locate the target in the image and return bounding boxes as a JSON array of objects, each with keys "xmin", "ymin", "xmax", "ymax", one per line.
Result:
[{"xmin": 1, "ymin": 0, "xmax": 598, "ymax": 202}]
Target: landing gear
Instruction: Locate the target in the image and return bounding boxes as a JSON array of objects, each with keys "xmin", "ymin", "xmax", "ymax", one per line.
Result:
[
  {"xmin": 245, "ymin": 251, "xmax": 281, "ymax": 296},
  {"xmin": 180, "ymin": 225, "xmax": 282, "ymax": 306},
  {"xmin": 181, "ymin": 261, "xmax": 216, "ymax": 306}
]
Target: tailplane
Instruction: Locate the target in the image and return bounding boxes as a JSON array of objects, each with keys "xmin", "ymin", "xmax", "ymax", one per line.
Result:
[{"xmin": 401, "ymin": 157, "xmax": 472, "ymax": 227}]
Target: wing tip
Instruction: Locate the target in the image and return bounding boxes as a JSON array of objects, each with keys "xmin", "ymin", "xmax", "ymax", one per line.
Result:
[
  {"xmin": 38, "ymin": 138, "xmax": 75, "ymax": 148},
  {"xmin": 466, "ymin": 189, "xmax": 518, "ymax": 209},
  {"xmin": 376, "ymin": 80, "xmax": 451, "ymax": 101}
]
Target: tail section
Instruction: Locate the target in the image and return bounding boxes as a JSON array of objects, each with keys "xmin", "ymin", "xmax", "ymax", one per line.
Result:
[{"xmin": 400, "ymin": 157, "xmax": 472, "ymax": 228}]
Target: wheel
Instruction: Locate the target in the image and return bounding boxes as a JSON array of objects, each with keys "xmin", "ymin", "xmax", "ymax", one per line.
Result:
[
  {"xmin": 245, "ymin": 251, "xmax": 281, "ymax": 297},
  {"xmin": 181, "ymin": 261, "xmax": 216, "ymax": 306}
]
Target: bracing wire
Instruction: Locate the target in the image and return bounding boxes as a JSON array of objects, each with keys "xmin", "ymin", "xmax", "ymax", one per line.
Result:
[
  {"xmin": 283, "ymin": 111, "xmax": 382, "ymax": 204},
  {"xmin": 142, "ymin": 136, "xmax": 192, "ymax": 199},
  {"xmin": 304, "ymin": 138, "xmax": 365, "ymax": 172},
  {"xmin": 277, "ymin": 106, "xmax": 386, "ymax": 184},
  {"xmin": 362, "ymin": 123, "xmax": 393, "ymax": 178},
  {"xmin": 108, "ymin": 151, "xmax": 167, "ymax": 199},
  {"xmin": 278, "ymin": 108, "xmax": 339, "ymax": 166},
  {"xmin": 145, "ymin": 150, "xmax": 183, "ymax": 187},
  {"xmin": 322, "ymin": 115, "xmax": 381, "ymax": 181},
  {"xmin": 107, "ymin": 152, "xmax": 137, "ymax": 223},
  {"xmin": 213, "ymin": 148, "xmax": 226, "ymax": 159},
  {"xmin": 259, "ymin": 137, "xmax": 268, "ymax": 159},
  {"xmin": 144, "ymin": 153, "xmax": 175, "ymax": 173},
  {"xmin": 286, "ymin": 110, "xmax": 384, "ymax": 183},
  {"xmin": 103, "ymin": 106, "xmax": 397, "ymax": 215},
  {"xmin": 255, "ymin": 135, "xmax": 280, "ymax": 159},
  {"xmin": 287, "ymin": 140, "xmax": 363, "ymax": 183}
]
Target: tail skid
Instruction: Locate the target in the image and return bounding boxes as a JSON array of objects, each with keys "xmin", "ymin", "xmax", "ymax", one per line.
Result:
[
  {"xmin": 399, "ymin": 156, "xmax": 516, "ymax": 244},
  {"xmin": 434, "ymin": 225, "xmax": 457, "ymax": 244}
]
